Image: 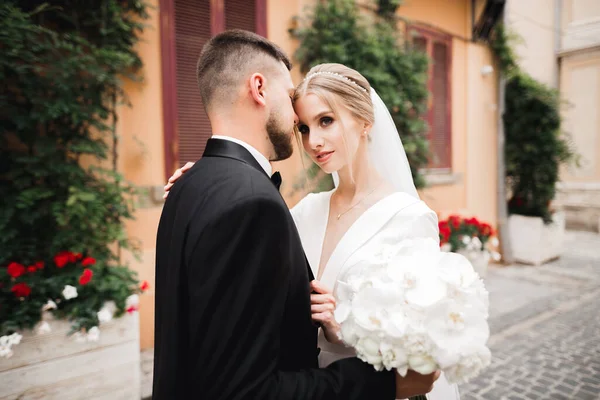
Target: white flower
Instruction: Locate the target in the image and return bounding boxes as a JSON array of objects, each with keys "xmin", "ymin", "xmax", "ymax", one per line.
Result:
[
  {"xmin": 469, "ymin": 237, "xmax": 482, "ymax": 251},
  {"xmin": 0, "ymin": 345, "xmax": 13, "ymax": 358},
  {"xmin": 462, "ymin": 236, "xmax": 471, "ymax": 245},
  {"xmin": 355, "ymin": 336, "xmax": 384, "ymax": 370},
  {"xmin": 42, "ymin": 300, "xmax": 57, "ymax": 311},
  {"xmin": 491, "ymin": 251, "xmax": 501, "ymax": 262},
  {"xmin": 62, "ymin": 285, "xmax": 78, "ymax": 300},
  {"xmin": 97, "ymin": 308, "xmax": 113, "ymax": 324},
  {"xmin": 8, "ymin": 333, "xmax": 22, "ymax": 346},
  {"xmin": 335, "ymin": 238, "xmax": 490, "ymax": 384},
  {"xmin": 408, "ymin": 353, "xmax": 439, "ymax": 375},
  {"xmin": 87, "ymin": 326, "xmax": 100, "ymax": 342},
  {"xmin": 0, "ymin": 335, "xmax": 9, "ymax": 347},
  {"xmin": 126, "ymin": 294, "xmax": 139, "ymax": 308},
  {"xmin": 490, "ymin": 237, "xmax": 499, "ymax": 247},
  {"xmin": 440, "ymin": 243, "xmax": 452, "ymax": 252},
  {"xmin": 36, "ymin": 321, "xmax": 52, "ymax": 335}
]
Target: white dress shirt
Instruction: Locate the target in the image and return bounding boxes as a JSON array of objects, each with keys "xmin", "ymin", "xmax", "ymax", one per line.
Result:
[{"xmin": 211, "ymin": 135, "xmax": 273, "ymax": 176}]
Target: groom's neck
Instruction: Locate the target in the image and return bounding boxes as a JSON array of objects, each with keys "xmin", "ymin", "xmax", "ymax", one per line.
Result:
[{"xmin": 209, "ymin": 110, "xmax": 272, "ymax": 161}]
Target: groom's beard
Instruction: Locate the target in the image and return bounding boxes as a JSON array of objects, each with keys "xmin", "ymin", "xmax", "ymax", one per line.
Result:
[{"xmin": 266, "ymin": 111, "xmax": 294, "ymax": 161}]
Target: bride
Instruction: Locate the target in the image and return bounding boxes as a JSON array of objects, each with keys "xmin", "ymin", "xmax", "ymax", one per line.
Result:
[{"xmin": 165, "ymin": 63, "xmax": 460, "ymax": 400}]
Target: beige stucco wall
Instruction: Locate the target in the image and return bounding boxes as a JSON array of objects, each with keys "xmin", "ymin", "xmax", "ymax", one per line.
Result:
[
  {"xmin": 116, "ymin": 0, "xmax": 164, "ymax": 349},
  {"xmin": 506, "ymin": 0, "xmax": 558, "ymax": 87},
  {"xmin": 120, "ymin": 0, "xmax": 499, "ymax": 347},
  {"xmin": 560, "ymin": 50, "xmax": 600, "ymax": 182}
]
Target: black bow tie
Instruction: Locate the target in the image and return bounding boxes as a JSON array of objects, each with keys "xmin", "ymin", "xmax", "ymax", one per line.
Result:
[{"xmin": 270, "ymin": 171, "xmax": 282, "ymax": 191}]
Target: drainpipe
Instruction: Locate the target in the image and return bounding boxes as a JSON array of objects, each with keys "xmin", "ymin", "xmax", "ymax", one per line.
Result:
[{"xmin": 496, "ymin": 8, "xmax": 513, "ymax": 263}]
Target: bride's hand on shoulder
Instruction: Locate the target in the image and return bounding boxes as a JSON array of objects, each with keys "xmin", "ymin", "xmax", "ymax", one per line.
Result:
[
  {"xmin": 310, "ymin": 280, "xmax": 342, "ymax": 345},
  {"xmin": 163, "ymin": 162, "xmax": 195, "ymax": 199}
]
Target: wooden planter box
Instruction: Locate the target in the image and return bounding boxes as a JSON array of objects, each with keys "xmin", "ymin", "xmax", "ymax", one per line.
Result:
[
  {"xmin": 0, "ymin": 313, "xmax": 140, "ymax": 400},
  {"xmin": 508, "ymin": 211, "xmax": 566, "ymax": 266}
]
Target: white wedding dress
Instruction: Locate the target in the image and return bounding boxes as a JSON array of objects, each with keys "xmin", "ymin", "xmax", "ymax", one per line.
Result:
[{"xmin": 291, "ymin": 189, "xmax": 461, "ymax": 400}]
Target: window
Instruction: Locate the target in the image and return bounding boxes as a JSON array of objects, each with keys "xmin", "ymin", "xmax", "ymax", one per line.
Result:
[
  {"xmin": 160, "ymin": 0, "xmax": 267, "ymax": 179},
  {"xmin": 409, "ymin": 26, "xmax": 452, "ymax": 170}
]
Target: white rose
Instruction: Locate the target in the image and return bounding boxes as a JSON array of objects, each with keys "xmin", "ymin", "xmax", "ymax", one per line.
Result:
[
  {"xmin": 87, "ymin": 326, "xmax": 100, "ymax": 342},
  {"xmin": 490, "ymin": 237, "xmax": 499, "ymax": 247},
  {"xmin": 462, "ymin": 236, "xmax": 471, "ymax": 245},
  {"xmin": 380, "ymin": 341, "xmax": 408, "ymax": 373},
  {"xmin": 0, "ymin": 335, "xmax": 9, "ymax": 347},
  {"xmin": 443, "ymin": 345, "xmax": 491, "ymax": 384},
  {"xmin": 36, "ymin": 321, "xmax": 52, "ymax": 335},
  {"xmin": 408, "ymin": 353, "xmax": 438, "ymax": 375},
  {"xmin": 8, "ymin": 332, "xmax": 22, "ymax": 346},
  {"xmin": 97, "ymin": 308, "xmax": 113, "ymax": 324},
  {"xmin": 126, "ymin": 294, "xmax": 139, "ymax": 308},
  {"xmin": 355, "ymin": 336, "xmax": 384, "ymax": 370},
  {"xmin": 0, "ymin": 345, "xmax": 13, "ymax": 358},
  {"xmin": 440, "ymin": 243, "xmax": 452, "ymax": 252},
  {"xmin": 62, "ymin": 285, "xmax": 78, "ymax": 300},
  {"xmin": 42, "ymin": 300, "xmax": 57, "ymax": 311}
]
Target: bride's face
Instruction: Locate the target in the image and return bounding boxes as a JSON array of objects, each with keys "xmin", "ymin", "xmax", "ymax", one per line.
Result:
[{"xmin": 294, "ymin": 93, "xmax": 364, "ymax": 174}]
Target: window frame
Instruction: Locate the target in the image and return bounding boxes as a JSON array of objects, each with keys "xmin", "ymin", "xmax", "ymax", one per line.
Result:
[
  {"xmin": 407, "ymin": 24, "xmax": 453, "ymax": 171},
  {"xmin": 159, "ymin": 0, "xmax": 267, "ymax": 180}
]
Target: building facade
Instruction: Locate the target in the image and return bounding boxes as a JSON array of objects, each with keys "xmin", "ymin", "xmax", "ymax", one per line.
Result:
[{"xmin": 117, "ymin": 0, "xmax": 501, "ymax": 348}]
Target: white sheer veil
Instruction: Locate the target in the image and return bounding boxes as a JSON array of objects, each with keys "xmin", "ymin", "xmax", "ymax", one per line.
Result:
[{"xmin": 332, "ymin": 87, "xmax": 419, "ymax": 199}]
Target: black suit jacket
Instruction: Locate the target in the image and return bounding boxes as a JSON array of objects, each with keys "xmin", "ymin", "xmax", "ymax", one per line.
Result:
[{"xmin": 152, "ymin": 138, "xmax": 395, "ymax": 399}]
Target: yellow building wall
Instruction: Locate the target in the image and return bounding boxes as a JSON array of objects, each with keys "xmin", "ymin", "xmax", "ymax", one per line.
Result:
[
  {"xmin": 120, "ymin": 0, "xmax": 498, "ymax": 347},
  {"xmin": 117, "ymin": 0, "xmax": 164, "ymax": 349}
]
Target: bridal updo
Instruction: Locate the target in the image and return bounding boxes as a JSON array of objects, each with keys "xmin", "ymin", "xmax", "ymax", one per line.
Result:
[{"xmin": 293, "ymin": 63, "xmax": 374, "ymax": 127}]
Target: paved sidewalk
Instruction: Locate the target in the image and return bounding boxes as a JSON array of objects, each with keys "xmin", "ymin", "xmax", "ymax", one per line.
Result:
[{"xmin": 461, "ymin": 231, "xmax": 600, "ymax": 400}]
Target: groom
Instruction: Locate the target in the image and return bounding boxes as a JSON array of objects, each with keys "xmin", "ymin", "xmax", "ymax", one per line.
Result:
[{"xmin": 153, "ymin": 29, "xmax": 438, "ymax": 399}]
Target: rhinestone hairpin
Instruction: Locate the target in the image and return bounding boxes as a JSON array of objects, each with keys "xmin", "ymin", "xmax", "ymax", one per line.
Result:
[{"xmin": 304, "ymin": 71, "xmax": 368, "ymax": 93}]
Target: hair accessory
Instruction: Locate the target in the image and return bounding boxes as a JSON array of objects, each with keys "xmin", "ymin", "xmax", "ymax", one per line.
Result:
[{"xmin": 304, "ymin": 71, "xmax": 368, "ymax": 93}]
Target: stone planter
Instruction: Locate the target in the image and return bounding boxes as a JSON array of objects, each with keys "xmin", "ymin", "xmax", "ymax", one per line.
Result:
[
  {"xmin": 508, "ymin": 211, "xmax": 566, "ymax": 266},
  {"xmin": 0, "ymin": 313, "xmax": 140, "ymax": 400},
  {"xmin": 458, "ymin": 250, "xmax": 491, "ymax": 278}
]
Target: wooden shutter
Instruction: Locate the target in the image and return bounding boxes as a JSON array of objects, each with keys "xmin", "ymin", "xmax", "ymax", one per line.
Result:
[
  {"xmin": 225, "ymin": 0, "xmax": 256, "ymax": 31},
  {"xmin": 174, "ymin": 0, "xmax": 212, "ymax": 167},
  {"xmin": 409, "ymin": 26, "xmax": 452, "ymax": 170},
  {"xmin": 430, "ymin": 41, "xmax": 451, "ymax": 169}
]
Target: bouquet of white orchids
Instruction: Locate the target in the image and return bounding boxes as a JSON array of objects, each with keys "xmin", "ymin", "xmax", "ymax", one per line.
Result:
[{"xmin": 334, "ymin": 238, "xmax": 491, "ymax": 384}]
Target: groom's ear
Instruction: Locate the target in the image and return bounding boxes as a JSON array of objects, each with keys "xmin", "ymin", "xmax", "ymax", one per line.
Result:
[{"xmin": 249, "ymin": 73, "xmax": 267, "ymax": 107}]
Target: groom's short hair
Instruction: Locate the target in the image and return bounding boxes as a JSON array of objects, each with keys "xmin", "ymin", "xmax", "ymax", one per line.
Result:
[{"xmin": 197, "ymin": 29, "xmax": 291, "ymax": 112}]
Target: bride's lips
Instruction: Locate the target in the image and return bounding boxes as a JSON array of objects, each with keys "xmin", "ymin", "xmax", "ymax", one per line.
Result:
[{"xmin": 315, "ymin": 151, "xmax": 334, "ymax": 163}]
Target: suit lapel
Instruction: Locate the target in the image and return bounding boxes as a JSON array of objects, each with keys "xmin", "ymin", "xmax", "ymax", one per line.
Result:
[
  {"xmin": 320, "ymin": 192, "xmax": 420, "ymax": 289},
  {"xmin": 203, "ymin": 138, "xmax": 269, "ymax": 178}
]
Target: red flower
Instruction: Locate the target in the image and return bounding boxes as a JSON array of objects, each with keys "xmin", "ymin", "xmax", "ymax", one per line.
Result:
[
  {"xmin": 81, "ymin": 257, "xmax": 96, "ymax": 267},
  {"xmin": 79, "ymin": 268, "xmax": 93, "ymax": 285},
  {"xmin": 7, "ymin": 262, "xmax": 26, "ymax": 278},
  {"xmin": 480, "ymin": 223, "xmax": 493, "ymax": 237},
  {"xmin": 126, "ymin": 305, "xmax": 138, "ymax": 313},
  {"xmin": 54, "ymin": 251, "xmax": 73, "ymax": 268},
  {"xmin": 439, "ymin": 226, "xmax": 451, "ymax": 243},
  {"xmin": 35, "ymin": 261, "xmax": 45, "ymax": 270},
  {"xmin": 465, "ymin": 217, "xmax": 480, "ymax": 228},
  {"xmin": 448, "ymin": 215, "xmax": 461, "ymax": 229},
  {"xmin": 27, "ymin": 266, "xmax": 37, "ymax": 273},
  {"xmin": 70, "ymin": 253, "xmax": 83, "ymax": 263},
  {"xmin": 140, "ymin": 280, "xmax": 150, "ymax": 292},
  {"xmin": 11, "ymin": 282, "xmax": 31, "ymax": 298}
]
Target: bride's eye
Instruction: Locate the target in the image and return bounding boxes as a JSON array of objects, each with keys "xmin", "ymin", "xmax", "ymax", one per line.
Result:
[
  {"xmin": 320, "ymin": 117, "xmax": 333, "ymax": 127},
  {"xmin": 298, "ymin": 124, "xmax": 310, "ymax": 135}
]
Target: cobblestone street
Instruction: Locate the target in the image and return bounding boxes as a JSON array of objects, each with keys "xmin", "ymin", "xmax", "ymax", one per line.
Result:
[{"xmin": 461, "ymin": 231, "xmax": 600, "ymax": 400}]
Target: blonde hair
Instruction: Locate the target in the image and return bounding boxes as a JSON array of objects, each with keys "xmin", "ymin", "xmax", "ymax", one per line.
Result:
[{"xmin": 293, "ymin": 63, "xmax": 374, "ymax": 182}]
